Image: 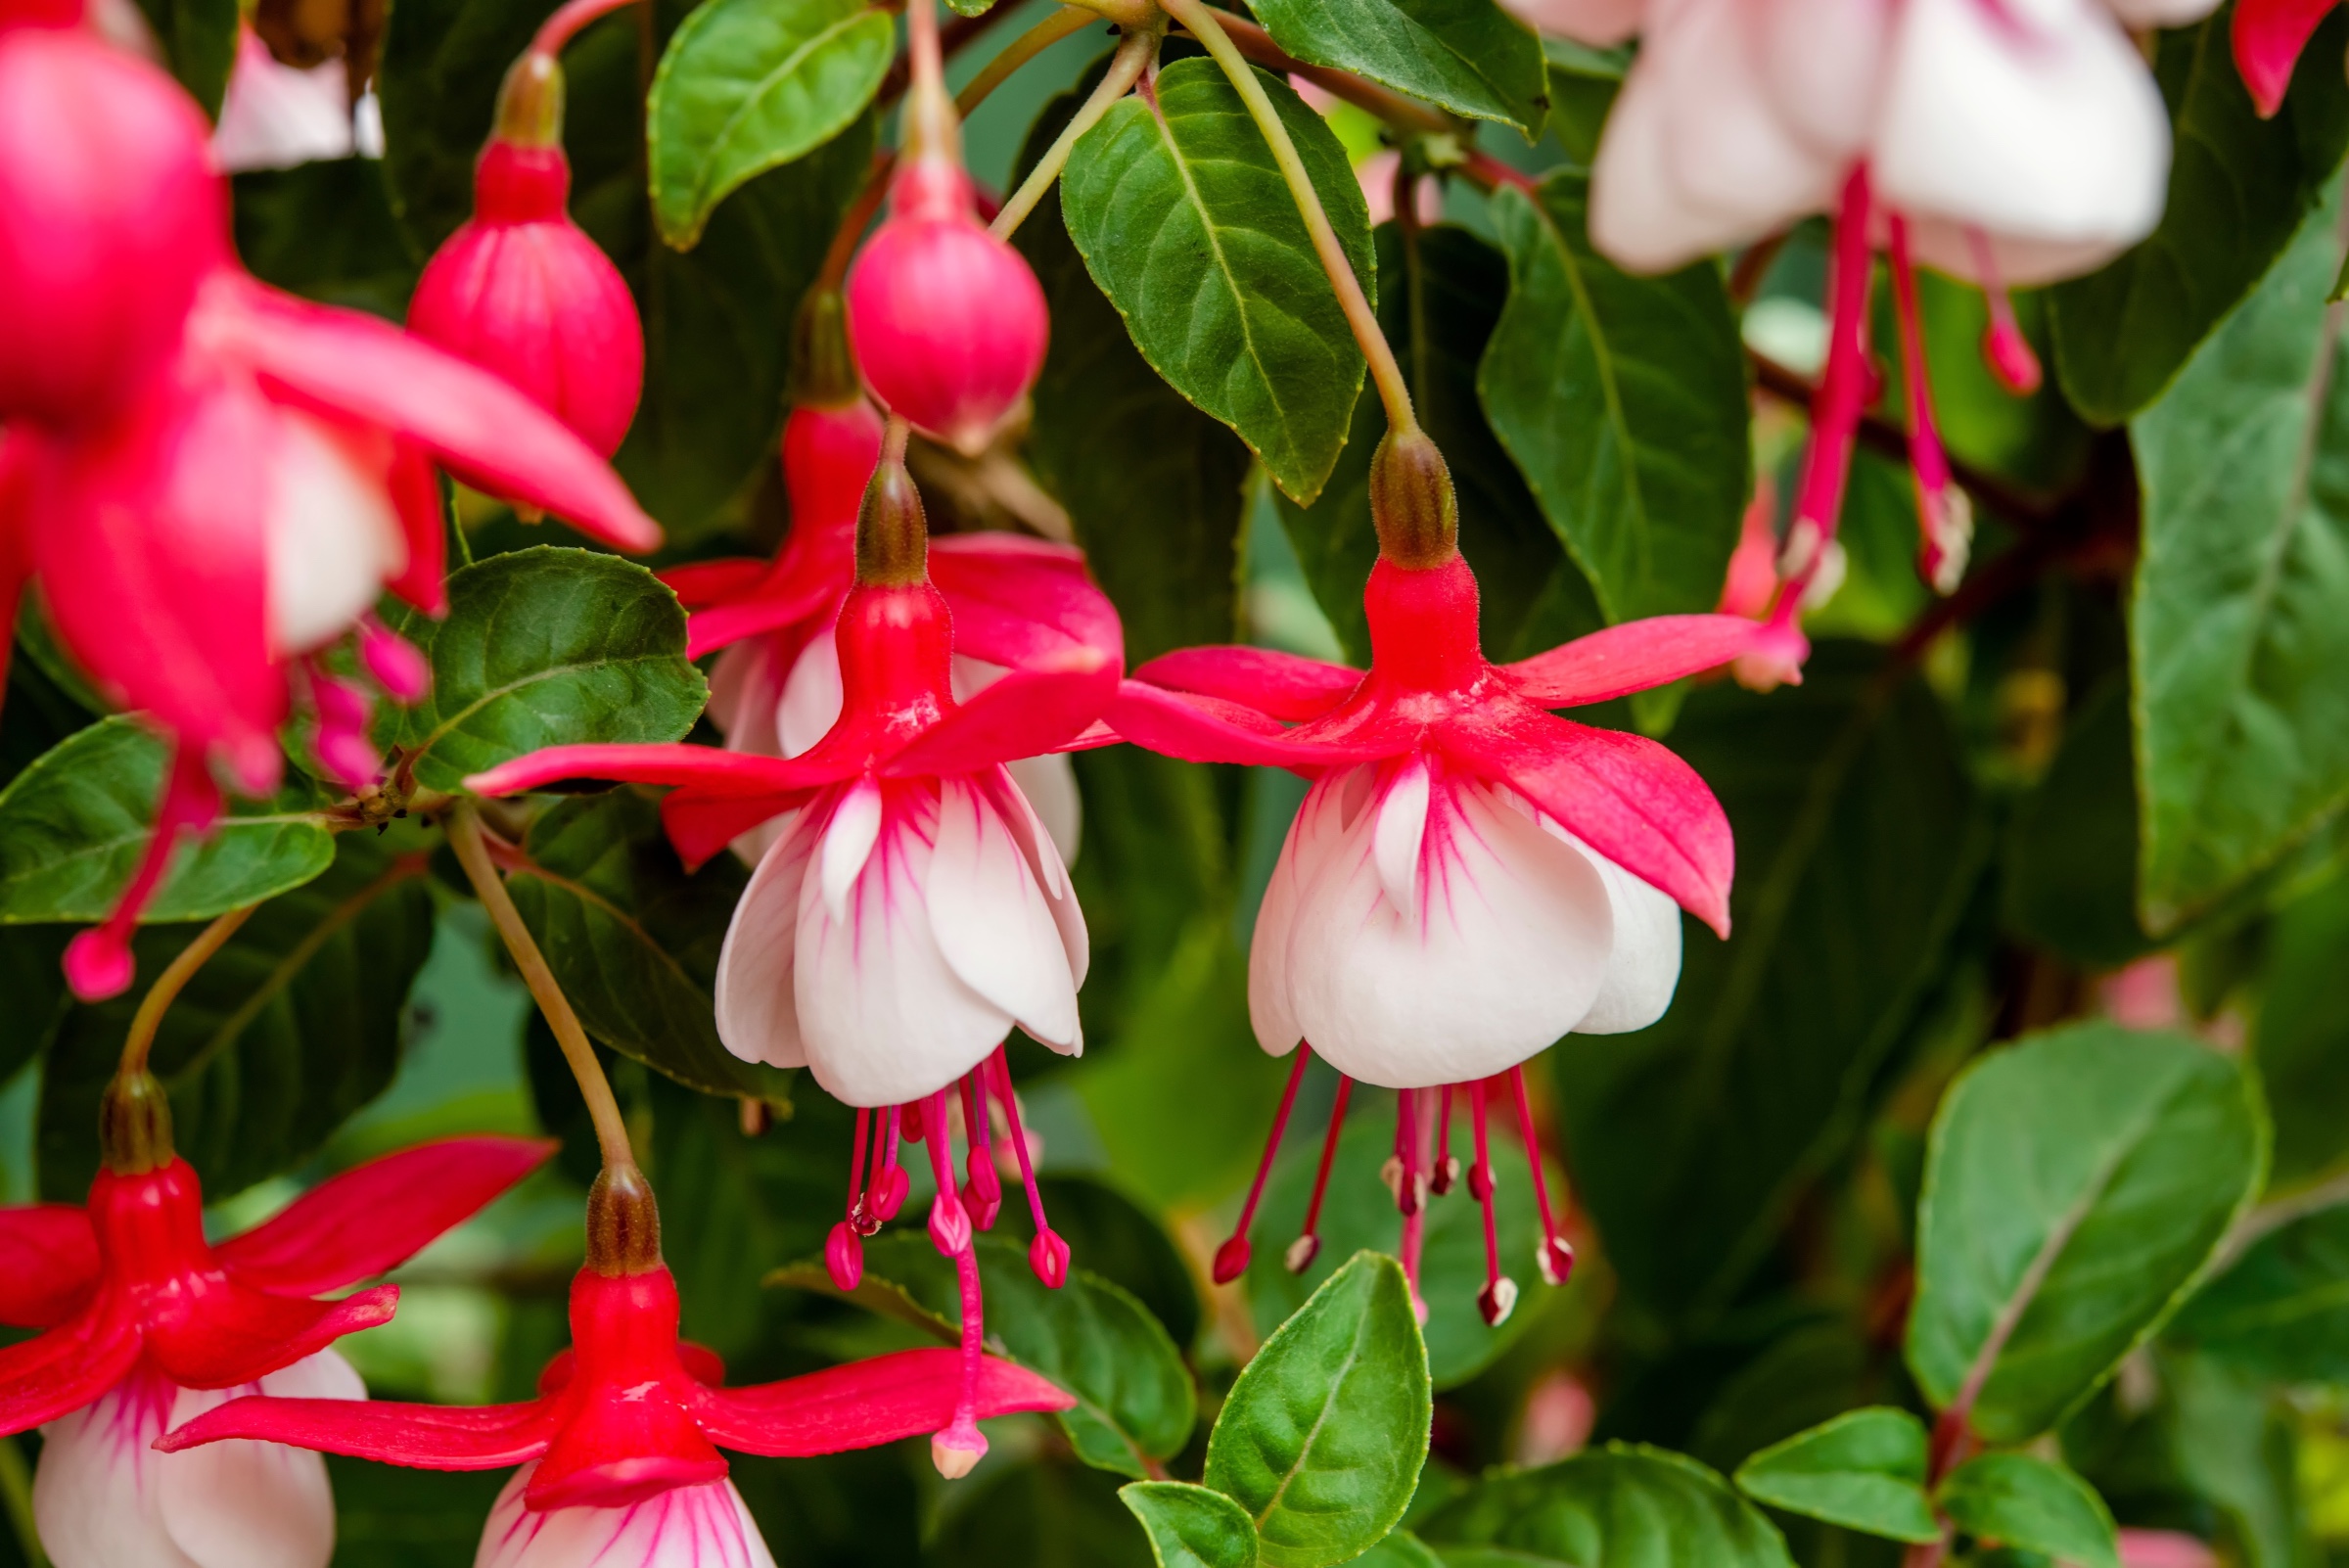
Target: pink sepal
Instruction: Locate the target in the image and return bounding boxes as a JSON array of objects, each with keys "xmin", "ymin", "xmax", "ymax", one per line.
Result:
[
  {"xmin": 661, "ymin": 558, "xmax": 770, "ymax": 612},
  {"xmin": 213, "ymin": 1136, "xmax": 555, "ymax": 1295},
  {"xmin": 930, "ymin": 534, "xmax": 1124, "ymax": 670},
  {"xmin": 679, "ymin": 571, "xmax": 838, "ymax": 662},
  {"xmin": 1131, "ymin": 646, "xmax": 1361, "ymax": 722},
  {"xmin": 1108, "ymin": 681, "xmax": 1381, "ymax": 770},
  {"xmin": 145, "ymin": 1281, "xmax": 396, "ymax": 1391},
  {"xmin": 0, "ymin": 432, "xmax": 33, "ymax": 708},
  {"xmin": 385, "ymin": 439, "xmax": 448, "ymax": 616},
  {"xmin": 692, "ymin": 1348, "xmax": 1073, "ymax": 1457},
  {"xmin": 0, "ymin": 1204, "xmax": 100, "ymax": 1326},
  {"xmin": 881, "ymin": 652, "xmax": 1119, "ymax": 778},
  {"xmin": 0, "ymin": 1294, "xmax": 142, "ymax": 1435},
  {"xmin": 1501, "ymin": 615, "xmax": 1760, "ymax": 708},
  {"xmin": 158, "ymin": 1394, "xmax": 554, "ymax": 1467},
  {"xmin": 2234, "ymin": 0, "xmax": 2340, "ymax": 115},
  {"xmin": 465, "ymin": 744, "xmax": 843, "ymax": 801},
  {"xmin": 661, "ymin": 789, "xmax": 814, "ymax": 873}
]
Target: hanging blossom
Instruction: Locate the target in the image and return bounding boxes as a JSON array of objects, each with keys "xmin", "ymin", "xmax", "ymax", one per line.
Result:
[
  {"xmin": 466, "ymin": 442, "xmax": 1120, "ymax": 1475},
  {"xmin": 1114, "ymin": 432, "xmax": 1754, "ymax": 1324},
  {"xmin": 0, "ymin": 1087, "xmax": 549, "ymax": 1568},
  {"xmin": 664, "ymin": 291, "xmax": 1085, "ymax": 866},
  {"xmin": 0, "ymin": 11, "xmax": 660, "ymax": 1002},
  {"xmin": 1524, "ymin": 0, "xmax": 2207, "ymax": 684}
]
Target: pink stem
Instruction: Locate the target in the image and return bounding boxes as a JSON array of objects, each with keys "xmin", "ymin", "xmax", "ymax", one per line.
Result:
[
  {"xmin": 990, "ymin": 1050, "xmax": 1049, "ymax": 1236},
  {"xmin": 1398, "ymin": 1087, "xmax": 1428, "ymax": 1315},
  {"xmin": 1431, "ymin": 1083, "xmax": 1456, "ymax": 1196},
  {"xmin": 1290, "ymin": 1076, "xmax": 1353, "ymax": 1273},
  {"xmin": 1392, "ymin": 1084, "xmax": 1420, "ymax": 1218},
  {"xmin": 65, "ymin": 747, "xmax": 224, "ymax": 1002},
  {"xmin": 1470, "ymin": 1081, "xmax": 1512, "ymax": 1324},
  {"xmin": 1967, "ymin": 226, "xmax": 2044, "ymax": 394},
  {"xmin": 1216, "ymin": 1047, "xmax": 1312, "ymax": 1283},
  {"xmin": 1507, "ymin": 1066, "xmax": 1574, "ymax": 1287},
  {"xmin": 1775, "ymin": 163, "xmax": 1876, "ymax": 620},
  {"xmin": 530, "ymin": 0, "xmax": 639, "ymax": 58},
  {"xmin": 1887, "ymin": 214, "xmax": 1964, "ymax": 593},
  {"xmin": 847, "ymin": 1106, "xmax": 872, "ymax": 1225},
  {"xmin": 962, "ymin": 1066, "xmax": 1001, "ymax": 1231}
]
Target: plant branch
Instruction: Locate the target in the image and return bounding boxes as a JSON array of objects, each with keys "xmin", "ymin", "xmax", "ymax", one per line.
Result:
[
  {"xmin": 990, "ymin": 22, "xmax": 1158, "ymax": 241},
  {"xmin": 1161, "ymin": 0, "xmax": 1418, "ymax": 436},
  {"xmin": 447, "ymin": 802, "xmax": 638, "ymax": 1175},
  {"xmin": 118, "ymin": 904, "xmax": 256, "ymax": 1081},
  {"xmin": 1199, "ymin": 7, "xmax": 1450, "ymax": 135},
  {"xmin": 876, "ymin": 7, "xmax": 1021, "ymax": 108},
  {"xmin": 956, "ymin": 5, "xmax": 1097, "ymax": 121}
]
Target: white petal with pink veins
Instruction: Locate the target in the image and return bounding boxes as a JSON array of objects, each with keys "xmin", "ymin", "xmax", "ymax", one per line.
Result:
[
  {"xmin": 1874, "ymin": 0, "xmax": 2169, "ymax": 276},
  {"xmin": 928, "ymin": 777, "xmax": 1082, "ymax": 1051},
  {"xmin": 35, "ymin": 1362, "xmax": 189, "ymax": 1568},
  {"xmin": 1005, "ymin": 751, "xmax": 1082, "ymax": 868},
  {"xmin": 714, "ymin": 812, "xmax": 817, "ymax": 1070},
  {"xmin": 160, "ymin": 1351, "xmax": 360, "ymax": 1568},
  {"xmin": 476, "ymin": 1464, "xmax": 777, "ymax": 1568},
  {"xmin": 986, "ymin": 767, "xmax": 1088, "ymax": 987},
  {"xmin": 1372, "ymin": 760, "xmax": 1431, "ymax": 921},
  {"xmin": 818, "ymin": 778, "xmax": 884, "ymax": 923},
  {"xmin": 1755, "ymin": 0, "xmax": 1891, "ymax": 161},
  {"xmin": 1540, "ymin": 818, "xmax": 1683, "ymax": 1034},
  {"xmin": 794, "ymin": 786, "xmax": 1011, "ymax": 1105},
  {"xmin": 264, "ymin": 409, "xmax": 406, "ymax": 656},
  {"xmin": 1274, "ymin": 773, "xmax": 1616, "ymax": 1087}
]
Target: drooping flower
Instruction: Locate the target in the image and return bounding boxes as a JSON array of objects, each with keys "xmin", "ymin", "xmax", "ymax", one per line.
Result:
[
  {"xmin": 0, "ymin": 1088, "xmax": 550, "ymax": 1568},
  {"xmin": 405, "ymin": 29, "xmax": 644, "ymax": 455},
  {"xmin": 466, "ymin": 446, "xmax": 1120, "ymax": 1470},
  {"xmin": 1114, "ymin": 432, "xmax": 1752, "ymax": 1321},
  {"xmin": 159, "ymin": 1170, "xmax": 1076, "ymax": 1550}
]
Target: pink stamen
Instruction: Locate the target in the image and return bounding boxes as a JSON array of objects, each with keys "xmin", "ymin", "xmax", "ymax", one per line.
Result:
[
  {"xmin": 961, "ymin": 1069, "xmax": 1001, "ymax": 1231},
  {"xmin": 305, "ymin": 662, "xmax": 380, "ymax": 789},
  {"xmin": 921, "ymin": 1091, "xmax": 972, "ymax": 1259},
  {"xmin": 872, "ymin": 1103, "xmax": 907, "ymax": 1222},
  {"xmin": 63, "ymin": 746, "xmax": 222, "ymax": 1001},
  {"xmin": 1287, "ymin": 1076, "xmax": 1352, "ymax": 1274},
  {"xmin": 358, "ymin": 614, "xmax": 431, "ymax": 705},
  {"xmin": 1216, "ymin": 1047, "xmax": 1312, "ymax": 1284},
  {"xmin": 1431, "ymin": 1083, "xmax": 1458, "ymax": 1196},
  {"xmin": 1507, "ymin": 1066, "xmax": 1574, "ymax": 1287},
  {"xmin": 847, "ymin": 1107, "xmax": 876, "ymax": 1233},
  {"xmin": 1385, "ymin": 1085, "xmax": 1423, "ymax": 1218},
  {"xmin": 1967, "ymin": 226, "xmax": 2043, "ymax": 394},
  {"xmin": 1398, "ymin": 1087, "xmax": 1428, "ymax": 1322},
  {"xmin": 1888, "ymin": 214, "xmax": 1969, "ymax": 595},
  {"xmin": 824, "ymin": 1222, "xmax": 864, "ymax": 1291},
  {"xmin": 989, "ymin": 1049, "xmax": 1067, "ymax": 1289},
  {"xmin": 1776, "ymin": 164, "xmax": 1876, "ymax": 632},
  {"xmin": 932, "ymin": 1222, "xmax": 989, "ymax": 1478},
  {"xmin": 1469, "ymin": 1082, "xmax": 1515, "ymax": 1326}
]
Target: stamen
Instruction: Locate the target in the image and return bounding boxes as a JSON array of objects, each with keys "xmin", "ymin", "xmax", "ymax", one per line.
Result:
[
  {"xmin": 930, "ymin": 1180, "xmax": 990, "ymax": 1480},
  {"xmin": 871, "ymin": 1104, "xmax": 908, "ymax": 1222},
  {"xmin": 1777, "ymin": 164, "xmax": 1876, "ymax": 631},
  {"xmin": 961, "ymin": 1068, "xmax": 1001, "ymax": 1231},
  {"xmin": 1888, "ymin": 214, "xmax": 1972, "ymax": 595},
  {"xmin": 1397, "ymin": 1087, "xmax": 1429, "ymax": 1324},
  {"xmin": 1507, "ymin": 1066, "xmax": 1574, "ymax": 1287},
  {"xmin": 1381, "ymin": 1085, "xmax": 1420, "ymax": 1217},
  {"xmin": 1967, "ymin": 226, "xmax": 2043, "ymax": 394},
  {"xmin": 1215, "ymin": 1047, "xmax": 1312, "ymax": 1284},
  {"xmin": 63, "ymin": 747, "xmax": 223, "ymax": 1001},
  {"xmin": 900, "ymin": 1101, "xmax": 926, "ymax": 1143},
  {"xmin": 1469, "ymin": 1082, "xmax": 1515, "ymax": 1326},
  {"xmin": 989, "ymin": 1049, "xmax": 1068, "ymax": 1288},
  {"xmin": 828, "ymin": 1108, "xmax": 872, "ymax": 1288},
  {"xmin": 306, "ymin": 663, "xmax": 381, "ymax": 789},
  {"xmin": 358, "ymin": 614, "xmax": 431, "ymax": 704},
  {"xmin": 1286, "ymin": 1076, "xmax": 1353, "ymax": 1273},
  {"xmin": 921, "ymin": 1090, "xmax": 972, "ymax": 1259},
  {"xmin": 1431, "ymin": 1083, "xmax": 1458, "ymax": 1196}
]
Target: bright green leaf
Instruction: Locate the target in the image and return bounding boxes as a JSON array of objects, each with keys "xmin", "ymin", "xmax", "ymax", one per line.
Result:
[
  {"xmin": 1120, "ymin": 1482, "xmax": 1260, "ymax": 1568},
  {"xmin": 1249, "ymin": 0, "xmax": 1547, "ymax": 136},
  {"xmin": 1905, "ymin": 1022, "xmax": 2267, "ymax": 1443},
  {"xmin": 1061, "ymin": 57, "xmax": 1374, "ymax": 505},
  {"xmin": 646, "ymin": 0, "xmax": 894, "ymax": 249},
  {"xmin": 2170, "ymin": 1204, "xmax": 2349, "ymax": 1384},
  {"xmin": 1422, "ymin": 1443, "xmax": 1796, "ymax": 1568},
  {"xmin": 1205, "ymin": 1251, "xmax": 1431, "ymax": 1568},
  {"xmin": 1352, "ymin": 1531, "xmax": 1447, "ymax": 1568},
  {"xmin": 1732, "ymin": 1407, "xmax": 1940, "ymax": 1545},
  {"xmin": 1937, "ymin": 1453, "xmax": 2118, "ymax": 1568}
]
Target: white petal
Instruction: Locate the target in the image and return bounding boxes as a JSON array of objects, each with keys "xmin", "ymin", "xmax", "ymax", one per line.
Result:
[
  {"xmin": 1495, "ymin": 0, "xmax": 1641, "ymax": 44},
  {"xmin": 160, "ymin": 1352, "xmax": 358, "ymax": 1568},
  {"xmin": 1651, "ymin": 0, "xmax": 1847, "ymax": 254},
  {"xmin": 1249, "ymin": 776, "xmax": 1355, "ymax": 1059},
  {"xmin": 1872, "ymin": 0, "xmax": 2170, "ymax": 271},
  {"xmin": 1540, "ymin": 820, "xmax": 1684, "ymax": 1034},
  {"xmin": 818, "ymin": 779, "xmax": 883, "ymax": 924},
  {"xmin": 1899, "ymin": 212, "xmax": 2134, "ymax": 289},
  {"xmin": 265, "ymin": 410, "xmax": 406, "ymax": 656},
  {"xmin": 927, "ymin": 777, "xmax": 1083, "ymax": 1051},
  {"xmin": 1755, "ymin": 0, "xmax": 1892, "ymax": 161},
  {"xmin": 1005, "ymin": 751, "xmax": 1082, "ymax": 869},
  {"xmin": 714, "ymin": 813, "xmax": 817, "ymax": 1070},
  {"xmin": 1282, "ymin": 775, "xmax": 1616, "ymax": 1087},
  {"xmin": 777, "ymin": 632, "xmax": 845, "ymax": 760},
  {"xmin": 211, "ymin": 36, "xmax": 356, "ymax": 173},
  {"xmin": 1372, "ymin": 760, "xmax": 1431, "ymax": 922},
  {"xmin": 989, "ymin": 766, "xmax": 1088, "ymax": 988},
  {"xmin": 476, "ymin": 1465, "xmax": 777, "ymax": 1568},
  {"xmin": 2102, "ymin": 0, "xmax": 2220, "ymax": 23},
  {"xmin": 34, "ymin": 1365, "xmax": 194, "ymax": 1568},
  {"xmin": 794, "ymin": 785, "xmax": 1011, "ymax": 1106}
]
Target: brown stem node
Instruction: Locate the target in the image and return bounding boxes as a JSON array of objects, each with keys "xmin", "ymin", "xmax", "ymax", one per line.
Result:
[
  {"xmin": 1370, "ymin": 428, "xmax": 1458, "ymax": 568},
  {"xmin": 586, "ymin": 1162, "xmax": 664, "ymax": 1274}
]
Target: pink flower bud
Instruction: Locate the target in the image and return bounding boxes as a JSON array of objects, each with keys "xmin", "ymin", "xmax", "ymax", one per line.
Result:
[
  {"xmin": 407, "ymin": 139, "xmax": 643, "ymax": 456},
  {"xmin": 845, "ymin": 158, "xmax": 1048, "ymax": 456},
  {"xmin": 0, "ymin": 25, "xmax": 228, "ymax": 429}
]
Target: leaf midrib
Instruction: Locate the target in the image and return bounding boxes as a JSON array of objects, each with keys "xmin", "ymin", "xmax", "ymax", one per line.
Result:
[{"xmin": 404, "ymin": 649, "xmax": 682, "ymax": 777}]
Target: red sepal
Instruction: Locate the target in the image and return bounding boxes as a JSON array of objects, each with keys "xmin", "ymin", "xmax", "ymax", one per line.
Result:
[
  {"xmin": 0, "ymin": 1294, "xmax": 142, "ymax": 1436},
  {"xmin": 158, "ymin": 1395, "xmax": 555, "ymax": 1468},
  {"xmin": 691, "ymin": 1347, "xmax": 1074, "ymax": 1457},
  {"xmin": 881, "ymin": 652, "xmax": 1118, "ymax": 778},
  {"xmin": 1131, "ymin": 645, "xmax": 1361, "ymax": 723},
  {"xmin": 0, "ymin": 1204, "xmax": 100, "ymax": 1327},
  {"xmin": 1500, "ymin": 614, "xmax": 1759, "ymax": 708},
  {"xmin": 2234, "ymin": 0, "xmax": 2342, "ymax": 115}
]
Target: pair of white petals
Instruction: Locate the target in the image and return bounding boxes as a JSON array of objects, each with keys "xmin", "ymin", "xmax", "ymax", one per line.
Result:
[
  {"xmin": 33, "ymin": 1350, "xmax": 360, "ymax": 1568},
  {"xmin": 476, "ymin": 1463, "xmax": 775, "ymax": 1568},
  {"xmin": 1249, "ymin": 761, "xmax": 1682, "ymax": 1090}
]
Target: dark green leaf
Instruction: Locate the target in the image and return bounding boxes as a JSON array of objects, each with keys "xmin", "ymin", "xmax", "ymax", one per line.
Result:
[
  {"xmin": 132, "ymin": 0, "xmax": 238, "ymax": 117},
  {"xmin": 505, "ymin": 789, "xmax": 785, "ymax": 1099},
  {"xmin": 2162, "ymin": 1350, "xmax": 2310, "ymax": 1568},
  {"xmin": 1732, "ymin": 1408, "xmax": 1940, "ymax": 1545},
  {"xmin": 1204, "ymin": 1251, "xmax": 1430, "ymax": 1568},
  {"xmin": 1554, "ymin": 645, "xmax": 1992, "ymax": 1322},
  {"xmin": 1035, "ymin": 1175, "xmax": 1203, "ymax": 1352},
  {"xmin": 2003, "ymin": 675, "xmax": 2154, "ymax": 968},
  {"xmin": 326, "ymin": 1454, "xmax": 509, "ymax": 1568},
  {"xmin": 932, "ymin": 1457, "xmax": 1153, "ymax": 1567},
  {"xmin": 2170, "ymin": 1204, "xmax": 2349, "ymax": 1383},
  {"xmin": 0, "ymin": 716, "xmax": 334, "ymax": 925},
  {"xmin": 381, "ymin": 547, "xmax": 708, "ymax": 793},
  {"xmin": 646, "ymin": 0, "xmax": 894, "ymax": 249},
  {"xmin": 232, "ymin": 159, "xmax": 420, "ymax": 320},
  {"xmin": 2131, "ymin": 180, "xmax": 2349, "ymax": 932},
  {"xmin": 1248, "ymin": 0, "xmax": 1546, "ymax": 136},
  {"xmin": 1478, "ymin": 169, "xmax": 1749, "ymax": 624},
  {"xmin": 1354, "ymin": 1531, "xmax": 1448, "ymax": 1568},
  {"xmin": 1121, "ymin": 1482, "xmax": 1261, "ymax": 1568},
  {"xmin": 1422, "ymin": 1443, "xmax": 1796, "ymax": 1568},
  {"xmin": 2050, "ymin": 7, "xmax": 2349, "ymax": 425},
  {"xmin": 2252, "ymin": 870, "xmax": 2349, "ymax": 1184},
  {"xmin": 1061, "ymin": 57, "xmax": 1373, "ymax": 505},
  {"xmin": 378, "ymin": 0, "xmax": 562, "ymax": 254},
  {"xmin": 38, "ymin": 829, "xmax": 435, "ymax": 1200},
  {"xmin": 1937, "ymin": 1454, "xmax": 2117, "ymax": 1568},
  {"xmin": 1905, "ymin": 1022, "xmax": 2267, "ymax": 1443},
  {"xmin": 0, "ymin": 927, "xmax": 71, "ymax": 1088}
]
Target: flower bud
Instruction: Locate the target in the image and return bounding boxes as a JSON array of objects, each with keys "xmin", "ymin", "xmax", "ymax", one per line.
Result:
[
  {"xmin": 845, "ymin": 158, "xmax": 1048, "ymax": 456},
  {"xmin": 0, "ymin": 27, "xmax": 228, "ymax": 429},
  {"xmin": 406, "ymin": 54, "xmax": 643, "ymax": 456}
]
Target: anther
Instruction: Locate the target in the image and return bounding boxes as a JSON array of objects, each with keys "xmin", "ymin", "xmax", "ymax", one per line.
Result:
[
  {"xmin": 1216, "ymin": 1047, "xmax": 1312, "ymax": 1284},
  {"xmin": 1287, "ymin": 1076, "xmax": 1353, "ymax": 1275}
]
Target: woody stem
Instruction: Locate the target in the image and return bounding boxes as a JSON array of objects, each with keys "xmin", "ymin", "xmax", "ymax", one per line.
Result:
[
  {"xmin": 990, "ymin": 22, "xmax": 1159, "ymax": 241},
  {"xmin": 116, "ymin": 904, "xmax": 255, "ymax": 1082}
]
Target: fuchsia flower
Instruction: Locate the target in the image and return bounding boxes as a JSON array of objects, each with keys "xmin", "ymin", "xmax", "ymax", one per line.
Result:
[
  {"xmin": 1113, "ymin": 435, "xmax": 1754, "ymax": 1320},
  {"xmin": 2233, "ymin": 0, "xmax": 2344, "ymax": 115},
  {"xmin": 406, "ymin": 26, "xmax": 644, "ymax": 455},
  {"xmin": 0, "ymin": 1131, "xmax": 550, "ymax": 1567}
]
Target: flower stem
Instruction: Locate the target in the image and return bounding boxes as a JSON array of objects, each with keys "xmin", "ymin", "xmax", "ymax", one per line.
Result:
[
  {"xmin": 116, "ymin": 904, "xmax": 255, "ymax": 1082},
  {"xmin": 990, "ymin": 21, "xmax": 1159, "ymax": 241},
  {"xmin": 529, "ymin": 0, "xmax": 639, "ymax": 60},
  {"xmin": 1159, "ymin": 0, "xmax": 1418, "ymax": 437},
  {"xmin": 904, "ymin": 0, "xmax": 957, "ymax": 164},
  {"xmin": 956, "ymin": 5, "xmax": 1097, "ymax": 123},
  {"xmin": 446, "ymin": 802, "xmax": 638, "ymax": 1175}
]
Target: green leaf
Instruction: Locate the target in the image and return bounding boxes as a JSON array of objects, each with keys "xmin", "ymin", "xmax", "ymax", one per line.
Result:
[
  {"xmin": 1036, "ymin": 1175, "xmax": 1203, "ymax": 1353},
  {"xmin": 2002, "ymin": 674, "xmax": 2155, "ymax": 968},
  {"xmin": 2169, "ymin": 1204, "xmax": 2349, "ymax": 1383},
  {"xmin": 232, "ymin": 160, "xmax": 421, "ymax": 320},
  {"xmin": 378, "ymin": 0, "xmax": 561, "ymax": 254},
  {"xmin": 0, "ymin": 716, "xmax": 334, "ymax": 925},
  {"xmin": 1353, "ymin": 1532, "xmax": 1447, "ymax": 1568},
  {"xmin": 771, "ymin": 1231, "xmax": 1198, "ymax": 1472},
  {"xmin": 37, "ymin": 829, "xmax": 435, "ymax": 1201},
  {"xmin": 1014, "ymin": 67, "xmax": 1253, "ymax": 664},
  {"xmin": 1553, "ymin": 645, "xmax": 1992, "ymax": 1322},
  {"xmin": 1478, "ymin": 169, "xmax": 1750, "ymax": 625},
  {"xmin": 1732, "ymin": 1408, "xmax": 1940, "ymax": 1545},
  {"xmin": 1120, "ymin": 1482, "xmax": 1261, "ymax": 1568},
  {"xmin": 1248, "ymin": 0, "xmax": 1547, "ymax": 136},
  {"xmin": 1204, "ymin": 1251, "xmax": 1430, "ymax": 1568},
  {"xmin": 2130, "ymin": 183, "xmax": 2349, "ymax": 934},
  {"xmin": 1421, "ymin": 1443, "xmax": 1796, "ymax": 1568},
  {"xmin": 381, "ymin": 547, "xmax": 708, "ymax": 794},
  {"xmin": 2252, "ymin": 871, "xmax": 2349, "ymax": 1184},
  {"xmin": 2050, "ymin": 7, "xmax": 2349, "ymax": 425},
  {"xmin": 1937, "ymin": 1454, "xmax": 2118, "ymax": 1568},
  {"xmin": 933, "ymin": 1456, "xmax": 1154, "ymax": 1566},
  {"xmin": 1061, "ymin": 56, "xmax": 1374, "ymax": 505},
  {"xmin": 504, "ymin": 790, "xmax": 786, "ymax": 1100},
  {"xmin": 1905, "ymin": 1022, "xmax": 2268, "ymax": 1444},
  {"xmin": 646, "ymin": 0, "xmax": 894, "ymax": 249},
  {"xmin": 131, "ymin": 0, "xmax": 238, "ymax": 117}
]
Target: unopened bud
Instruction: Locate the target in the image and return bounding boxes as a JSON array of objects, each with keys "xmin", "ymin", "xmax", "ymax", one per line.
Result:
[
  {"xmin": 1369, "ymin": 428, "xmax": 1458, "ymax": 568},
  {"xmin": 791, "ymin": 288, "xmax": 861, "ymax": 409},
  {"xmin": 587, "ymin": 1162, "xmax": 663, "ymax": 1274},
  {"xmin": 491, "ymin": 51, "xmax": 564, "ymax": 148}
]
